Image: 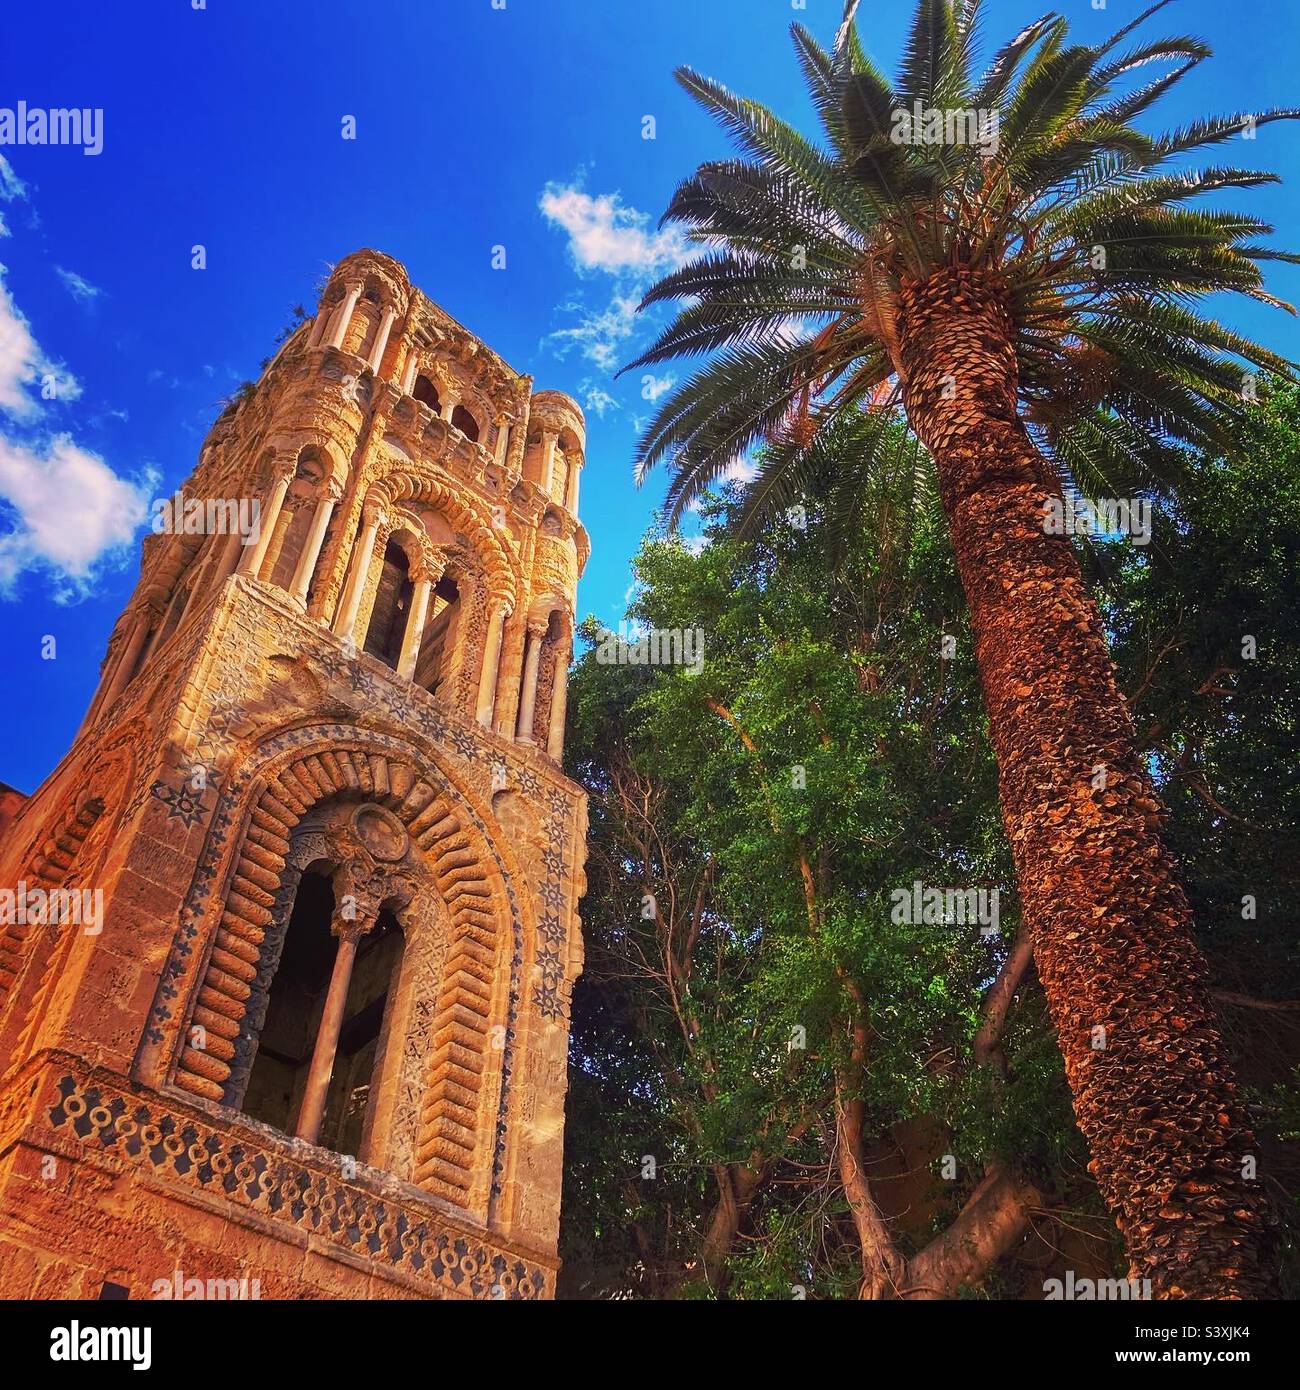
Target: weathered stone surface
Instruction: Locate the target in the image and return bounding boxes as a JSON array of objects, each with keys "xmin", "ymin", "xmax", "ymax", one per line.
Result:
[{"xmin": 0, "ymin": 250, "xmax": 589, "ymax": 1300}]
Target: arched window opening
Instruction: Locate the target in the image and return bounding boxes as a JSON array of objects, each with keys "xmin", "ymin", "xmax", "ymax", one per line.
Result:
[
  {"xmin": 152, "ymin": 578, "xmax": 193, "ymax": 654},
  {"xmin": 304, "ymin": 504, "xmax": 341, "ymax": 610},
  {"xmin": 268, "ymin": 451, "xmax": 325, "ymax": 590},
  {"xmin": 415, "ymin": 572, "xmax": 461, "ymax": 696},
  {"xmin": 552, "ymin": 446, "xmax": 571, "ymax": 507},
  {"xmin": 532, "ymin": 607, "xmax": 567, "ymax": 744},
  {"xmin": 323, "ymin": 907, "xmax": 404, "ymax": 1160},
  {"xmin": 242, "ymin": 868, "xmax": 336, "ymax": 1136},
  {"xmin": 451, "ymin": 404, "xmax": 479, "ymax": 443},
  {"xmin": 240, "ymin": 868, "xmax": 406, "ymax": 1161},
  {"xmin": 413, "ymin": 375, "xmax": 440, "ymax": 413},
  {"xmin": 522, "ymin": 431, "xmax": 544, "ymax": 485},
  {"xmin": 363, "ymin": 541, "xmax": 412, "ymax": 668}
]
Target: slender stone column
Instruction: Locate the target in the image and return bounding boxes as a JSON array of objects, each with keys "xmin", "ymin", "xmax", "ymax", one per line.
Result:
[
  {"xmin": 441, "ymin": 388, "xmax": 460, "ymax": 425},
  {"xmin": 540, "ymin": 429, "xmax": 558, "ymax": 496},
  {"xmin": 288, "ymin": 480, "xmax": 342, "ymax": 606},
  {"xmin": 86, "ymin": 607, "xmax": 151, "ymax": 727},
  {"xmin": 546, "ymin": 635, "xmax": 572, "ymax": 759},
  {"xmin": 214, "ymin": 526, "xmax": 245, "ymax": 587},
  {"xmin": 334, "ymin": 505, "xmax": 386, "ymax": 643},
  {"xmin": 494, "ymin": 416, "xmax": 511, "ymax": 467},
  {"xmin": 238, "ymin": 462, "xmax": 293, "ymax": 577},
  {"xmin": 566, "ymin": 454, "xmax": 583, "ymax": 514},
  {"xmin": 327, "ymin": 279, "xmax": 364, "ymax": 351},
  {"xmin": 475, "ymin": 603, "xmax": 508, "ymax": 727},
  {"xmin": 515, "ymin": 618, "xmax": 549, "ymax": 744},
  {"xmin": 307, "ymin": 301, "xmax": 331, "ymax": 348},
  {"xmin": 400, "ymin": 348, "xmax": 420, "ymax": 396},
  {"xmin": 397, "ymin": 556, "xmax": 444, "ymax": 680},
  {"xmin": 294, "ymin": 918, "xmax": 366, "ymax": 1146},
  {"xmin": 368, "ymin": 304, "xmax": 398, "ymax": 376},
  {"xmin": 260, "ymin": 500, "xmax": 298, "ymax": 582}
]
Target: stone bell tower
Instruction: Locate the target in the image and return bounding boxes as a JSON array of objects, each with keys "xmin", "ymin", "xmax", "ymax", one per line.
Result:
[{"xmin": 0, "ymin": 249, "xmax": 590, "ymax": 1299}]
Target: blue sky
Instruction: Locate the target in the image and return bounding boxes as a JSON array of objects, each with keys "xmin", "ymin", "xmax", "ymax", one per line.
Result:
[{"xmin": 0, "ymin": 0, "xmax": 1297, "ymax": 793}]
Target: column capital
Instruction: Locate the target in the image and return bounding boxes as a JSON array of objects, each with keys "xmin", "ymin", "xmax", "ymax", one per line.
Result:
[
  {"xmin": 269, "ymin": 452, "xmax": 299, "ymax": 484},
  {"xmin": 526, "ymin": 616, "xmax": 551, "ymax": 640},
  {"xmin": 330, "ymin": 864, "xmax": 382, "ymax": 936},
  {"xmin": 323, "ymin": 475, "xmax": 346, "ymax": 503},
  {"xmin": 410, "ymin": 551, "xmax": 446, "ymax": 587},
  {"xmin": 331, "ymin": 915, "xmax": 370, "ymax": 946}
]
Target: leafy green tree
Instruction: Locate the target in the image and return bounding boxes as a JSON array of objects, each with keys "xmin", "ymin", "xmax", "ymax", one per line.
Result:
[
  {"xmin": 561, "ymin": 440, "xmax": 1094, "ymax": 1298},
  {"xmin": 625, "ymin": 0, "xmax": 1297, "ymax": 1295}
]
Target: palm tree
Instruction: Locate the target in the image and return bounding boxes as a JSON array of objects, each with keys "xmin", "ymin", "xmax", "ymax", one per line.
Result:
[{"xmin": 626, "ymin": 0, "xmax": 1297, "ymax": 1298}]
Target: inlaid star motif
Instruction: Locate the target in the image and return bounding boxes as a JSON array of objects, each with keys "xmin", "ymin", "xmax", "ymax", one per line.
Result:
[
  {"xmin": 150, "ymin": 777, "xmax": 210, "ymax": 830},
  {"xmin": 532, "ymin": 978, "xmax": 566, "ymax": 1022},
  {"xmin": 535, "ymin": 946, "xmax": 563, "ymax": 984}
]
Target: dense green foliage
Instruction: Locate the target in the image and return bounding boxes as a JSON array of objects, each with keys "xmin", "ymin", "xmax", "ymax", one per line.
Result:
[{"xmin": 558, "ymin": 396, "xmax": 1300, "ymax": 1299}]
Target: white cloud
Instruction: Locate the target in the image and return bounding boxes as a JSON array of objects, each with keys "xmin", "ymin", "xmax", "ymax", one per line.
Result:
[
  {"xmin": 539, "ymin": 183, "xmax": 700, "ymax": 396},
  {"xmin": 0, "ymin": 264, "xmax": 80, "ymax": 414},
  {"xmin": 546, "ymin": 289, "xmax": 642, "ymax": 370},
  {"xmin": 0, "ymin": 157, "xmax": 26, "ymax": 204},
  {"xmin": 0, "ymin": 432, "xmax": 153, "ymax": 595},
  {"xmin": 0, "ymin": 156, "xmax": 25, "ymax": 235},
  {"xmin": 540, "ymin": 185, "xmax": 689, "ymax": 276},
  {"xmin": 580, "ymin": 381, "xmax": 620, "ymax": 417},
  {"xmin": 721, "ymin": 457, "xmax": 758, "ymax": 485},
  {"xmin": 56, "ymin": 266, "xmax": 102, "ymax": 304},
  {"xmin": 0, "ymin": 261, "xmax": 142, "ymax": 594}
]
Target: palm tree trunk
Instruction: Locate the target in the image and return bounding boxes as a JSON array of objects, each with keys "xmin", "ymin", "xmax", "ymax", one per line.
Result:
[{"xmin": 895, "ymin": 266, "xmax": 1276, "ymax": 1299}]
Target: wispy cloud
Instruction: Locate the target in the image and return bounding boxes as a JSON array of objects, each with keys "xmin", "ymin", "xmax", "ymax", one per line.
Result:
[
  {"xmin": 540, "ymin": 181, "xmax": 696, "ymax": 397},
  {"xmin": 540, "ymin": 184, "xmax": 689, "ymax": 277},
  {"xmin": 0, "ymin": 156, "xmax": 26, "ymax": 237},
  {"xmin": 0, "ymin": 433, "xmax": 153, "ymax": 597},
  {"xmin": 580, "ymin": 381, "xmax": 620, "ymax": 418},
  {"xmin": 0, "ymin": 265, "xmax": 80, "ymax": 414},
  {"xmin": 0, "ymin": 261, "xmax": 144, "ymax": 595},
  {"xmin": 56, "ymin": 266, "xmax": 102, "ymax": 305},
  {"xmin": 547, "ymin": 289, "xmax": 642, "ymax": 370}
]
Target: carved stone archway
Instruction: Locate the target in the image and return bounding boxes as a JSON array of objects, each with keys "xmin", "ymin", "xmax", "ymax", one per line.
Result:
[{"xmin": 156, "ymin": 730, "xmax": 524, "ymax": 1215}]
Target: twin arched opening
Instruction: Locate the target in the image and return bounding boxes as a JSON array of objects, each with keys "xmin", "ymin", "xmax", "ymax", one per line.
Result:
[
  {"xmin": 411, "ymin": 373, "xmax": 481, "ymax": 443},
  {"xmin": 170, "ymin": 741, "xmax": 516, "ymax": 1208},
  {"xmin": 242, "ymin": 857, "xmax": 407, "ymax": 1165},
  {"xmin": 358, "ymin": 527, "xmax": 464, "ymax": 698}
]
